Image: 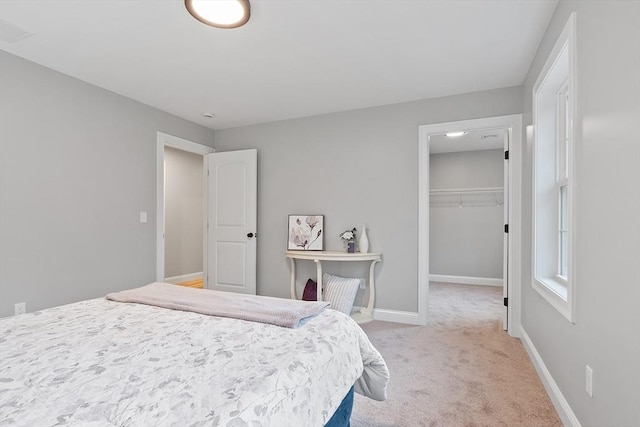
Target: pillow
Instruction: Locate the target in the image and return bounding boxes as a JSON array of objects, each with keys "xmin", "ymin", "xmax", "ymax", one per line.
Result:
[
  {"xmin": 323, "ymin": 273, "xmax": 360, "ymax": 315},
  {"xmin": 302, "ymin": 278, "xmax": 317, "ymax": 301}
]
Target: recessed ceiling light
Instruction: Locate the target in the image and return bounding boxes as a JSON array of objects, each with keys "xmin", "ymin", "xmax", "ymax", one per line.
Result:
[
  {"xmin": 185, "ymin": 0, "xmax": 251, "ymax": 29},
  {"xmin": 445, "ymin": 131, "xmax": 467, "ymax": 137}
]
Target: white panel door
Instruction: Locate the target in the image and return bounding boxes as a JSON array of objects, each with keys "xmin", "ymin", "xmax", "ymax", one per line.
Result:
[{"xmin": 206, "ymin": 149, "xmax": 257, "ymax": 295}]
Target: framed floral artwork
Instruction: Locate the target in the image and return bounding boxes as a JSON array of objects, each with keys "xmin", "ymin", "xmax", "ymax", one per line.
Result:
[{"xmin": 288, "ymin": 215, "xmax": 324, "ymax": 251}]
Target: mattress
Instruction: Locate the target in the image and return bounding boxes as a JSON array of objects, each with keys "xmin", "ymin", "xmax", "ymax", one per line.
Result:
[{"xmin": 0, "ymin": 294, "xmax": 388, "ymax": 426}]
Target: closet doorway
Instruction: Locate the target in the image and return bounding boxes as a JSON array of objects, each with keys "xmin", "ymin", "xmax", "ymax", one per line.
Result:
[
  {"xmin": 418, "ymin": 115, "xmax": 522, "ymax": 337},
  {"xmin": 429, "ymin": 130, "xmax": 508, "ymax": 328}
]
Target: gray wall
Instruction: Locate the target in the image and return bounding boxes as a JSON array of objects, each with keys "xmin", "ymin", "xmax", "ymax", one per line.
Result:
[
  {"xmin": 164, "ymin": 146, "xmax": 203, "ymax": 279},
  {"xmin": 0, "ymin": 51, "xmax": 215, "ymax": 317},
  {"xmin": 520, "ymin": 1, "xmax": 640, "ymax": 426},
  {"xmin": 429, "ymin": 149, "xmax": 504, "ymax": 278},
  {"xmin": 214, "ymin": 87, "xmax": 522, "ymax": 312}
]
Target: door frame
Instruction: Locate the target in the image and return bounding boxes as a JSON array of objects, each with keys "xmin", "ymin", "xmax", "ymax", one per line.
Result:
[
  {"xmin": 418, "ymin": 114, "xmax": 522, "ymax": 337},
  {"xmin": 156, "ymin": 132, "xmax": 215, "ymax": 283}
]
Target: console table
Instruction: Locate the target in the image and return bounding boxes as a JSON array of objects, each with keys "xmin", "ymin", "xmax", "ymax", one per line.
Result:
[{"xmin": 285, "ymin": 250, "xmax": 382, "ymax": 324}]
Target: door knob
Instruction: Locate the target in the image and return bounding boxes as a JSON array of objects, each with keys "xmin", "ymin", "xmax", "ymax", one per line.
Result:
[{"xmin": 247, "ymin": 232, "xmax": 255, "ymax": 238}]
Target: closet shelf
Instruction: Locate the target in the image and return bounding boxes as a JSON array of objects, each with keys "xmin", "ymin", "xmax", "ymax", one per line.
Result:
[
  {"xmin": 430, "ymin": 187, "xmax": 504, "ymax": 208},
  {"xmin": 429, "ymin": 187, "xmax": 503, "ymax": 195}
]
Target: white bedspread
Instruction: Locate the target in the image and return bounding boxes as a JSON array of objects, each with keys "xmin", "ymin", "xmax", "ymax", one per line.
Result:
[{"xmin": 0, "ymin": 296, "xmax": 388, "ymax": 426}]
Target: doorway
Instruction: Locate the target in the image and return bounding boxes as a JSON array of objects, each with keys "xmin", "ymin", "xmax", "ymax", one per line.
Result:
[
  {"xmin": 156, "ymin": 132, "xmax": 214, "ymax": 285},
  {"xmin": 163, "ymin": 146, "xmax": 205, "ymax": 287},
  {"xmin": 428, "ymin": 129, "xmax": 508, "ymax": 329},
  {"xmin": 156, "ymin": 133, "xmax": 258, "ymax": 295},
  {"xmin": 418, "ymin": 115, "xmax": 522, "ymax": 337}
]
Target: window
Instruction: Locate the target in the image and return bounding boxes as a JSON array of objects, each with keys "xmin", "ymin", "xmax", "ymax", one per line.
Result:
[{"xmin": 532, "ymin": 13, "xmax": 576, "ymax": 322}]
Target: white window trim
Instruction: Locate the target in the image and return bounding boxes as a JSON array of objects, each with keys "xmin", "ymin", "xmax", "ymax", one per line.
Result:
[{"xmin": 532, "ymin": 12, "xmax": 577, "ymax": 323}]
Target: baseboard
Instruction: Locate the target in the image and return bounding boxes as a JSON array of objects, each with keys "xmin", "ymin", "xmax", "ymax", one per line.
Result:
[
  {"xmin": 373, "ymin": 308, "xmax": 425, "ymax": 325},
  {"xmin": 164, "ymin": 272, "xmax": 203, "ymax": 284},
  {"xmin": 520, "ymin": 326, "xmax": 581, "ymax": 427},
  {"xmin": 429, "ymin": 274, "xmax": 503, "ymax": 287}
]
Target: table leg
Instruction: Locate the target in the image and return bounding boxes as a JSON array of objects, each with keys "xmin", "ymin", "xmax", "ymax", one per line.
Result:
[
  {"xmin": 361, "ymin": 259, "xmax": 380, "ymax": 317},
  {"xmin": 289, "ymin": 258, "xmax": 297, "ymax": 299},
  {"xmin": 314, "ymin": 259, "xmax": 323, "ymax": 302}
]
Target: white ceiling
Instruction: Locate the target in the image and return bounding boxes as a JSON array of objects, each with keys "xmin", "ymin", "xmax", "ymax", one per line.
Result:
[{"xmin": 0, "ymin": 0, "xmax": 558, "ymax": 130}]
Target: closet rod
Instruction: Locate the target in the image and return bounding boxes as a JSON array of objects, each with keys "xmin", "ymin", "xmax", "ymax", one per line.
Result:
[{"xmin": 429, "ymin": 187, "xmax": 503, "ymax": 195}]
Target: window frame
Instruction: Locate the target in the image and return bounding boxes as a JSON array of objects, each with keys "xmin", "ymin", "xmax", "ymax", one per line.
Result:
[{"xmin": 532, "ymin": 13, "xmax": 577, "ymax": 322}]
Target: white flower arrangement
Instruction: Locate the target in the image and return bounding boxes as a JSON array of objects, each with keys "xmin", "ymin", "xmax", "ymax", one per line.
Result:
[{"xmin": 340, "ymin": 228, "xmax": 357, "ymax": 242}]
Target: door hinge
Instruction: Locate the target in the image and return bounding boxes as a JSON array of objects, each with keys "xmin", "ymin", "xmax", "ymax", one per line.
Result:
[
  {"xmin": 504, "ymin": 150, "xmax": 509, "ymax": 160},
  {"xmin": 504, "ymin": 297, "xmax": 508, "ymax": 307},
  {"xmin": 504, "ymin": 224, "xmax": 509, "ymax": 233}
]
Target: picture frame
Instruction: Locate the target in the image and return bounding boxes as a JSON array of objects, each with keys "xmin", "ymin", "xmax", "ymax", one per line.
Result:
[{"xmin": 287, "ymin": 215, "xmax": 324, "ymax": 251}]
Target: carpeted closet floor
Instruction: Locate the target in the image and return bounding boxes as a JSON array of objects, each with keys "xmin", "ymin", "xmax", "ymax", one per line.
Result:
[{"xmin": 351, "ymin": 282, "xmax": 562, "ymax": 427}]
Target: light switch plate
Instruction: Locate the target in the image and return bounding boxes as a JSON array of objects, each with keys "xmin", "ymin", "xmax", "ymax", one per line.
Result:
[
  {"xmin": 585, "ymin": 365, "xmax": 593, "ymax": 397},
  {"xmin": 140, "ymin": 211, "xmax": 148, "ymax": 223}
]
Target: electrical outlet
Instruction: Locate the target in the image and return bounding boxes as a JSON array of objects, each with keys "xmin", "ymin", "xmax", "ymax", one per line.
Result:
[
  {"xmin": 14, "ymin": 302, "xmax": 26, "ymax": 316},
  {"xmin": 585, "ymin": 365, "xmax": 593, "ymax": 397}
]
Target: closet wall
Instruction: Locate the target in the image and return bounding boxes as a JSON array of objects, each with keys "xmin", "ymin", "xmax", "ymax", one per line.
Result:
[{"xmin": 429, "ymin": 149, "xmax": 504, "ymax": 280}]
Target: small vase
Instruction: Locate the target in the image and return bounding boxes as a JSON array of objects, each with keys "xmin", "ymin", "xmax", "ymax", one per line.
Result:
[
  {"xmin": 359, "ymin": 224, "xmax": 369, "ymax": 253},
  {"xmin": 347, "ymin": 241, "xmax": 355, "ymax": 253}
]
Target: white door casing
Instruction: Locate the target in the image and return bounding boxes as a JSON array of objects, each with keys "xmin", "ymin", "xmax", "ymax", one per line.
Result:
[
  {"xmin": 502, "ymin": 129, "xmax": 510, "ymax": 331},
  {"xmin": 206, "ymin": 149, "xmax": 257, "ymax": 295},
  {"xmin": 416, "ymin": 115, "xmax": 522, "ymax": 337}
]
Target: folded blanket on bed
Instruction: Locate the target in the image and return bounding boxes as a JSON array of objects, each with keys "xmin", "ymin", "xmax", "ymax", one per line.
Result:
[{"xmin": 106, "ymin": 282, "xmax": 329, "ymax": 328}]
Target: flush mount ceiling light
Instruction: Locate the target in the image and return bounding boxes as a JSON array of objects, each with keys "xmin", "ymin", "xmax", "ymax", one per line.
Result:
[
  {"xmin": 185, "ymin": 0, "xmax": 250, "ymax": 29},
  {"xmin": 445, "ymin": 131, "xmax": 468, "ymax": 137}
]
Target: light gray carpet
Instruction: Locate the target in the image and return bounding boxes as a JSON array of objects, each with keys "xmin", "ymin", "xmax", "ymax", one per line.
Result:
[{"xmin": 351, "ymin": 282, "xmax": 561, "ymax": 427}]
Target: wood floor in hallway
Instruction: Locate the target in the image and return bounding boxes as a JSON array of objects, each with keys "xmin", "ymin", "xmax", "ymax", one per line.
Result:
[{"xmin": 176, "ymin": 278, "xmax": 203, "ymax": 289}]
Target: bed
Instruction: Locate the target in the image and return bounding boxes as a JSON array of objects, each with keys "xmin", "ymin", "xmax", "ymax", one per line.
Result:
[{"xmin": 0, "ymin": 283, "xmax": 389, "ymax": 426}]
